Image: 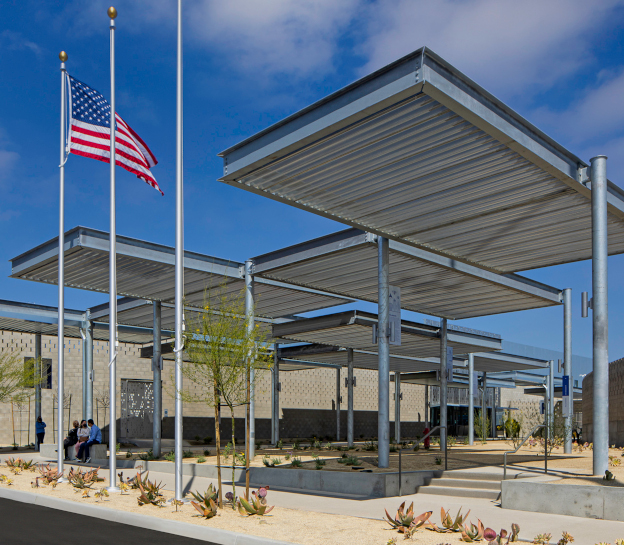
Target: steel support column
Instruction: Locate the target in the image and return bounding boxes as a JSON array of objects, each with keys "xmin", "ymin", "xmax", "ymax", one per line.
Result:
[
  {"xmin": 245, "ymin": 259, "xmax": 255, "ymax": 459},
  {"xmin": 336, "ymin": 367, "xmax": 341, "ymax": 442},
  {"xmin": 424, "ymin": 386, "xmax": 429, "ymax": 429},
  {"xmin": 563, "ymin": 288, "xmax": 572, "ymax": 454},
  {"xmin": 377, "ymin": 236, "xmax": 390, "ymax": 468},
  {"xmin": 81, "ymin": 327, "xmax": 87, "ymax": 420},
  {"xmin": 347, "ymin": 348, "xmax": 354, "ymax": 447},
  {"xmin": 34, "ymin": 333, "xmax": 42, "ymax": 450},
  {"xmin": 85, "ymin": 318, "xmax": 93, "ymax": 421},
  {"xmin": 394, "ymin": 372, "xmax": 401, "ymax": 443},
  {"xmin": 481, "ymin": 372, "xmax": 487, "ymax": 440},
  {"xmin": 439, "ymin": 318, "xmax": 448, "ymax": 452},
  {"xmin": 468, "ymin": 353, "xmax": 474, "ymax": 446},
  {"xmin": 272, "ymin": 344, "xmax": 279, "ymax": 445},
  {"xmin": 549, "ymin": 360, "xmax": 555, "ymax": 441},
  {"xmin": 153, "ymin": 301, "xmax": 162, "ymax": 459},
  {"xmin": 590, "ymin": 155, "xmax": 609, "ymax": 476}
]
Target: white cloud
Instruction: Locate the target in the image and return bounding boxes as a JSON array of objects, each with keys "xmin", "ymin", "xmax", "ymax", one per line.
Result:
[
  {"xmin": 187, "ymin": 0, "xmax": 361, "ymax": 77},
  {"xmin": 534, "ymin": 69, "xmax": 624, "ymax": 146},
  {"xmin": 1, "ymin": 30, "xmax": 43, "ymax": 56},
  {"xmin": 360, "ymin": 0, "xmax": 624, "ymax": 99}
]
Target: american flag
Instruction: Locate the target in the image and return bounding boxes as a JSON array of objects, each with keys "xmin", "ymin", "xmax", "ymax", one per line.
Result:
[{"xmin": 67, "ymin": 75, "xmax": 163, "ymax": 195}]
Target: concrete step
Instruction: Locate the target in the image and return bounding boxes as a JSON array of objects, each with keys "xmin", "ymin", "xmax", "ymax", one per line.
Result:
[
  {"xmin": 429, "ymin": 478, "xmax": 501, "ymax": 490},
  {"xmin": 437, "ymin": 470, "xmax": 506, "ymax": 481},
  {"xmin": 416, "ymin": 485, "xmax": 500, "ymax": 500}
]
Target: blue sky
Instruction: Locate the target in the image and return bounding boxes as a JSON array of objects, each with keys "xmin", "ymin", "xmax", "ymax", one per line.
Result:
[{"xmin": 2, "ymin": 0, "xmax": 624, "ymax": 375}]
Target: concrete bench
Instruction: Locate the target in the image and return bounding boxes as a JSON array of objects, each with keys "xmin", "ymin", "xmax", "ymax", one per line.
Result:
[{"xmin": 40, "ymin": 443, "xmax": 107, "ymax": 463}]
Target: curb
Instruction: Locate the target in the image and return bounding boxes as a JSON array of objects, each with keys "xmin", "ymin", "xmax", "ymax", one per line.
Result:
[{"xmin": 0, "ymin": 487, "xmax": 297, "ymax": 545}]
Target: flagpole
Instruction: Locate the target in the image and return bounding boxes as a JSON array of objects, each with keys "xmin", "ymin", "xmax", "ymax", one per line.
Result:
[
  {"xmin": 57, "ymin": 51, "xmax": 68, "ymax": 480},
  {"xmin": 174, "ymin": 0, "xmax": 185, "ymax": 502},
  {"xmin": 107, "ymin": 6, "xmax": 120, "ymax": 493}
]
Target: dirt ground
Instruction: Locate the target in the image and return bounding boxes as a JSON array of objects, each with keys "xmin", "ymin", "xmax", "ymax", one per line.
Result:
[{"xmin": 0, "ymin": 464, "xmax": 475, "ymax": 545}]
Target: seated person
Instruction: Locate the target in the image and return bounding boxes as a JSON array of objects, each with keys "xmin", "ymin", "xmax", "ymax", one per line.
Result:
[
  {"xmin": 75, "ymin": 420, "xmax": 89, "ymax": 457},
  {"xmin": 64, "ymin": 420, "xmax": 80, "ymax": 460},
  {"xmin": 77, "ymin": 419, "xmax": 102, "ymax": 463}
]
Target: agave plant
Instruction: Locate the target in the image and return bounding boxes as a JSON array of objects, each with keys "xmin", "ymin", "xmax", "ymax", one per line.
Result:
[
  {"xmin": 384, "ymin": 502, "xmax": 432, "ymax": 534},
  {"xmin": 137, "ymin": 475, "xmax": 165, "ymax": 507},
  {"xmin": 94, "ymin": 488, "xmax": 109, "ymax": 502},
  {"xmin": 429, "ymin": 507, "xmax": 471, "ymax": 533},
  {"xmin": 237, "ymin": 490, "xmax": 274, "ymax": 516},
  {"xmin": 461, "ymin": 519, "xmax": 485, "ymax": 542},
  {"xmin": 190, "ymin": 483, "xmax": 219, "ymax": 506},
  {"xmin": 192, "ymin": 497, "xmax": 218, "ymax": 519},
  {"xmin": 37, "ymin": 463, "xmax": 63, "ymax": 485},
  {"xmin": 68, "ymin": 468, "xmax": 92, "ymax": 489}
]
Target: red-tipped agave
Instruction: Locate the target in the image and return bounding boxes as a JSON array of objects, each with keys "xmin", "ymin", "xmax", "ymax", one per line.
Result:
[
  {"xmin": 429, "ymin": 507, "xmax": 471, "ymax": 533},
  {"xmin": 384, "ymin": 502, "xmax": 431, "ymax": 533}
]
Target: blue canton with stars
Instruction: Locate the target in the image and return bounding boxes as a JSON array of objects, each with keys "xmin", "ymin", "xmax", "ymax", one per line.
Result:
[{"xmin": 68, "ymin": 75, "xmax": 114, "ymax": 129}]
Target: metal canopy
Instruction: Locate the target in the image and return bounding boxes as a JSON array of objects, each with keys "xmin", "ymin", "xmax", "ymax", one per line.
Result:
[
  {"xmin": 525, "ymin": 386, "xmax": 582, "ymax": 400},
  {"xmin": 396, "ymin": 371, "xmax": 515, "ymax": 389},
  {"xmin": 219, "ymin": 47, "xmax": 624, "ymax": 273},
  {"xmin": 10, "ymin": 227, "xmax": 352, "ymax": 319},
  {"xmin": 0, "ymin": 299, "xmax": 170, "ymax": 344},
  {"xmin": 470, "ymin": 351, "xmax": 548, "ymax": 373},
  {"xmin": 272, "ymin": 310, "xmax": 501, "ymax": 359},
  {"xmin": 278, "ymin": 343, "xmax": 448, "ymax": 373},
  {"xmin": 87, "ymin": 297, "xmax": 297, "ymax": 344},
  {"xmin": 252, "ymin": 228, "xmax": 561, "ymax": 320}
]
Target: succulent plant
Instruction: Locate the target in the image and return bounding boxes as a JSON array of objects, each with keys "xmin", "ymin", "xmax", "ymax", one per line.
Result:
[
  {"xmin": 256, "ymin": 486, "xmax": 269, "ymax": 503},
  {"xmin": 532, "ymin": 533, "xmax": 552, "ymax": 545},
  {"xmin": 190, "ymin": 483, "xmax": 219, "ymax": 506},
  {"xmin": 510, "ymin": 524, "xmax": 520, "ymax": 542},
  {"xmin": 461, "ymin": 519, "xmax": 485, "ymax": 542},
  {"xmin": 94, "ymin": 488, "xmax": 109, "ymax": 501},
  {"xmin": 192, "ymin": 497, "xmax": 218, "ymax": 519},
  {"xmin": 604, "ymin": 470, "xmax": 616, "ymax": 481},
  {"xmin": 225, "ymin": 491, "xmax": 234, "ymax": 503},
  {"xmin": 237, "ymin": 490, "xmax": 274, "ymax": 516},
  {"xmin": 557, "ymin": 531, "xmax": 574, "ymax": 545},
  {"xmin": 37, "ymin": 463, "xmax": 63, "ymax": 485},
  {"xmin": 429, "ymin": 507, "xmax": 471, "ymax": 533},
  {"xmin": 136, "ymin": 474, "xmax": 165, "ymax": 507},
  {"xmin": 384, "ymin": 502, "xmax": 431, "ymax": 533}
]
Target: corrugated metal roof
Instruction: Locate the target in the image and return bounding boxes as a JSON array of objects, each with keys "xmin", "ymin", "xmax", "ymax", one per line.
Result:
[
  {"xmin": 252, "ymin": 228, "xmax": 561, "ymax": 320},
  {"xmin": 88, "ymin": 297, "xmax": 298, "ymax": 345},
  {"xmin": 0, "ymin": 299, "xmax": 167, "ymax": 345},
  {"xmin": 10, "ymin": 227, "xmax": 352, "ymax": 319},
  {"xmin": 272, "ymin": 310, "xmax": 501, "ymax": 359},
  {"xmin": 219, "ymin": 47, "xmax": 624, "ymax": 273}
]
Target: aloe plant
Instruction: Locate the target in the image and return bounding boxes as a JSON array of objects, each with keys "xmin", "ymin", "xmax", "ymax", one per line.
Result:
[
  {"xmin": 190, "ymin": 483, "xmax": 219, "ymax": 506},
  {"xmin": 237, "ymin": 489, "xmax": 274, "ymax": 516},
  {"xmin": 461, "ymin": 519, "xmax": 485, "ymax": 542},
  {"xmin": 384, "ymin": 502, "xmax": 431, "ymax": 533},
  {"xmin": 136, "ymin": 475, "xmax": 165, "ymax": 507},
  {"xmin": 429, "ymin": 507, "xmax": 471, "ymax": 533},
  {"xmin": 192, "ymin": 497, "xmax": 218, "ymax": 519},
  {"xmin": 37, "ymin": 463, "xmax": 63, "ymax": 485}
]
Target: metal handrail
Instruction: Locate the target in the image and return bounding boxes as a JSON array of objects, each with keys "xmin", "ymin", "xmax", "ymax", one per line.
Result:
[
  {"xmin": 398, "ymin": 425, "xmax": 447, "ymax": 496},
  {"xmin": 503, "ymin": 424, "xmax": 545, "ymax": 479}
]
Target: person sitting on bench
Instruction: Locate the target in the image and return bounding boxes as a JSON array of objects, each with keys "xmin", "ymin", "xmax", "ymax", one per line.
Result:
[
  {"xmin": 77, "ymin": 419, "xmax": 102, "ymax": 463},
  {"xmin": 64, "ymin": 420, "xmax": 79, "ymax": 460}
]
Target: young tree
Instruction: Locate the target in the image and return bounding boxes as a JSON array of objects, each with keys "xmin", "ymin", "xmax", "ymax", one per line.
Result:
[
  {"xmin": 182, "ymin": 284, "xmax": 270, "ymax": 506},
  {"xmin": 0, "ymin": 347, "xmax": 41, "ymax": 404}
]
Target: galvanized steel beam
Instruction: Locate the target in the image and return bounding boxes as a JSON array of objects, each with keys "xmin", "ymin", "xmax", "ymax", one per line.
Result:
[{"xmin": 378, "ymin": 236, "xmax": 390, "ymax": 468}]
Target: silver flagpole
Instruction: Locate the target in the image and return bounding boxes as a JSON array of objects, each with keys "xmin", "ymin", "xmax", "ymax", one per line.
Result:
[
  {"xmin": 174, "ymin": 0, "xmax": 184, "ymax": 501},
  {"xmin": 57, "ymin": 51, "xmax": 68, "ymax": 479},
  {"xmin": 106, "ymin": 6, "xmax": 120, "ymax": 492}
]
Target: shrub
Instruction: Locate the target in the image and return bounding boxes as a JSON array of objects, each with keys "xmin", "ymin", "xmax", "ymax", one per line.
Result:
[
  {"xmin": 183, "ymin": 450, "xmax": 194, "ymax": 458},
  {"xmin": 315, "ymin": 459, "xmax": 326, "ymax": 470},
  {"xmin": 164, "ymin": 451, "xmax": 175, "ymax": 462},
  {"xmin": 276, "ymin": 439, "xmax": 283, "ymax": 450},
  {"xmin": 194, "ymin": 435, "xmax": 200, "ymax": 442},
  {"xmin": 197, "ymin": 456, "xmax": 206, "ymax": 463},
  {"xmin": 125, "ymin": 450, "xmax": 133, "ymax": 459},
  {"xmin": 291, "ymin": 456, "xmax": 302, "ymax": 467},
  {"xmin": 293, "ymin": 440, "xmax": 301, "ymax": 450},
  {"xmin": 203, "ymin": 449, "xmax": 210, "ymax": 456},
  {"xmin": 338, "ymin": 455, "xmax": 359, "ymax": 466},
  {"xmin": 203, "ymin": 436, "xmax": 212, "ymax": 444}
]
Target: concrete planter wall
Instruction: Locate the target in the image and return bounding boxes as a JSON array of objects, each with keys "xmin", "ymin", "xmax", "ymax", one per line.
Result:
[
  {"xmin": 114, "ymin": 460, "xmax": 438, "ymax": 498},
  {"xmin": 501, "ymin": 480, "xmax": 624, "ymax": 522}
]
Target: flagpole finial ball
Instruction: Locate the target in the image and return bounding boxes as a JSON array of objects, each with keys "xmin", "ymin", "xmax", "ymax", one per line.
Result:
[
  {"xmin": 59, "ymin": 51, "xmax": 68, "ymax": 62},
  {"xmin": 107, "ymin": 6, "xmax": 117, "ymax": 19}
]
